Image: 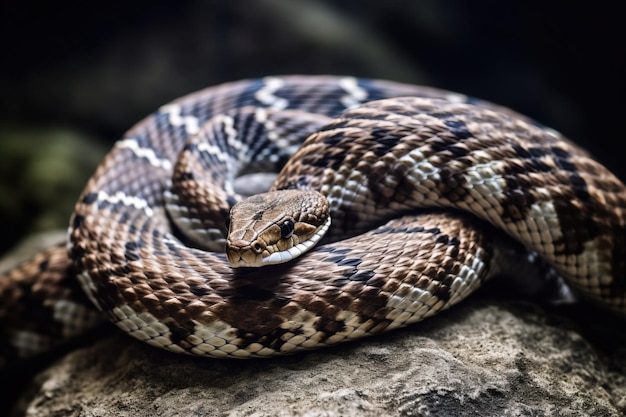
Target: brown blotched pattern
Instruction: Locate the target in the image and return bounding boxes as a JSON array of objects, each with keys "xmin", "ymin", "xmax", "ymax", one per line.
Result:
[
  {"xmin": 1, "ymin": 76, "xmax": 625, "ymax": 360},
  {"xmin": 0, "ymin": 244, "xmax": 104, "ymax": 362}
]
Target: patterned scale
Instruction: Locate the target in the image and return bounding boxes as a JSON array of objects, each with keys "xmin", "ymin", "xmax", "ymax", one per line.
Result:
[{"xmin": 0, "ymin": 75, "xmax": 624, "ymax": 362}]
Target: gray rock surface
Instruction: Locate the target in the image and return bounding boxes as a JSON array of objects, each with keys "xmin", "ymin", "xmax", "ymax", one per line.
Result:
[{"xmin": 11, "ymin": 296, "xmax": 626, "ymax": 417}]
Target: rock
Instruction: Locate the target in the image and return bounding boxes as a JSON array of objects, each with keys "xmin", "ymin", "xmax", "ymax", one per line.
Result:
[
  {"xmin": 10, "ymin": 296, "xmax": 626, "ymax": 416},
  {"xmin": 0, "ymin": 231, "xmax": 68, "ymax": 274}
]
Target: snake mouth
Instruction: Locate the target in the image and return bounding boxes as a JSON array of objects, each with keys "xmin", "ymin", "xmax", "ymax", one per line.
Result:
[
  {"xmin": 261, "ymin": 216, "xmax": 331, "ymax": 265},
  {"xmin": 226, "ymin": 247, "xmax": 261, "ymax": 267},
  {"xmin": 227, "ymin": 216, "xmax": 331, "ymax": 268}
]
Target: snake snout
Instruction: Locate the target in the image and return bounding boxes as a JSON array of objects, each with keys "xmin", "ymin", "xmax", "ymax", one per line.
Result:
[{"xmin": 226, "ymin": 239, "xmax": 266, "ymax": 267}]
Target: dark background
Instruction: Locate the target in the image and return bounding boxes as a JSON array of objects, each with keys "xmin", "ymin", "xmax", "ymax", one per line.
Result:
[{"xmin": 0, "ymin": 0, "xmax": 624, "ymax": 256}]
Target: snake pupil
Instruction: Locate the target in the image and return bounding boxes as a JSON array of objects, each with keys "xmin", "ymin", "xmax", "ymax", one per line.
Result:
[{"xmin": 280, "ymin": 220, "xmax": 295, "ymax": 239}]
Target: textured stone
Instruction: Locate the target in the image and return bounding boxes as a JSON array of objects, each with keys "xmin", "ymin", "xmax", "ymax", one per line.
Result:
[{"xmin": 10, "ymin": 296, "xmax": 626, "ymax": 417}]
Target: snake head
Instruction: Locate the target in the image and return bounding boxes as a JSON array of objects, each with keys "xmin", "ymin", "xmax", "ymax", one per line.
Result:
[{"xmin": 226, "ymin": 189, "xmax": 331, "ymax": 267}]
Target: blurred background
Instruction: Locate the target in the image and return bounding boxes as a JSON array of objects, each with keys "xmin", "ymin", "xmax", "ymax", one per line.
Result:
[{"xmin": 0, "ymin": 0, "xmax": 624, "ymax": 257}]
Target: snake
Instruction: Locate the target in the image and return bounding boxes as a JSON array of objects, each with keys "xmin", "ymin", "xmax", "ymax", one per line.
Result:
[{"xmin": 1, "ymin": 75, "xmax": 625, "ymax": 361}]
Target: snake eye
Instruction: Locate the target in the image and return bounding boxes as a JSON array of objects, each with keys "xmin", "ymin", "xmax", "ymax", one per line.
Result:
[{"xmin": 280, "ymin": 220, "xmax": 295, "ymax": 239}]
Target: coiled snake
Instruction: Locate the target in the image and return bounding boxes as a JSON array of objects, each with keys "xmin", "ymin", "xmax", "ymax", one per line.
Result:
[{"xmin": 1, "ymin": 75, "xmax": 625, "ymax": 360}]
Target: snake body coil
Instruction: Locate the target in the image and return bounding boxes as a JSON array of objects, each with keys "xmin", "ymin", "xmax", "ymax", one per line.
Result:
[{"xmin": 1, "ymin": 75, "xmax": 625, "ymax": 360}]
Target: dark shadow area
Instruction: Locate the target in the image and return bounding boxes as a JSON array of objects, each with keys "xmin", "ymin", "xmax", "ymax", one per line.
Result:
[{"xmin": 0, "ymin": 0, "xmax": 623, "ymax": 254}]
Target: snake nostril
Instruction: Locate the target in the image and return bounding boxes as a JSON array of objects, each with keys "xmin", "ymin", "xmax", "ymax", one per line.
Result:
[{"xmin": 252, "ymin": 242, "xmax": 263, "ymax": 254}]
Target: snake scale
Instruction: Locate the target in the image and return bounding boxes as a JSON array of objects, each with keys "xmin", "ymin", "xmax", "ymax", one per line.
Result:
[{"xmin": 1, "ymin": 75, "xmax": 625, "ymax": 361}]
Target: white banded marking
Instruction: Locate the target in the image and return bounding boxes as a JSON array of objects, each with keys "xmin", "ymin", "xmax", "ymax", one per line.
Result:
[
  {"xmin": 96, "ymin": 190, "xmax": 154, "ymax": 216},
  {"xmin": 255, "ymin": 77, "xmax": 288, "ymax": 110},
  {"xmin": 195, "ymin": 142, "xmax": 230, "ymax": 163},
  {"xmin": 254, "ymin": 107, "xmax": 279, "ymax": 141},
  {"xmin": 339, "ymin": 77, "xmax": 368, "ymax": 108},
  {"xmin": 445, "ymin": 93, "xmax": 468, "ymax": 103},
  {"xmin": 203, "ymin": 113, "xmax": 249, "ymax": 166},
  {"xmin": 217, "ymin": 114, "xmax": 248, "ymax": 155},
  {"xmin": 159, "ymin": 103, "xmax": 200, "ymax": 135},
  {"xmin": 194, "ymin": 114, "xmax": 240, "ymax": 158},
  {"xmin": 116, "ymin": 138, "xmax": 173, "ymax": 170},
  {"xmin": 254, "ymin": 108, "xmax": 302, "ymax": 159}
]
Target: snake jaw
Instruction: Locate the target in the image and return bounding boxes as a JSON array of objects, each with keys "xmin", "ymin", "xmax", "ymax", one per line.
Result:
[
  {"xmin": 226, "ymin": 216, "xmax": 331, "ymax": 267},
  {"xmin": 225, "ymin": 190, "xmax": 331, "ymax": 268},
  {"xmin": 262, "ymin": 216, "xmax": 331, "ymax": 265}
]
